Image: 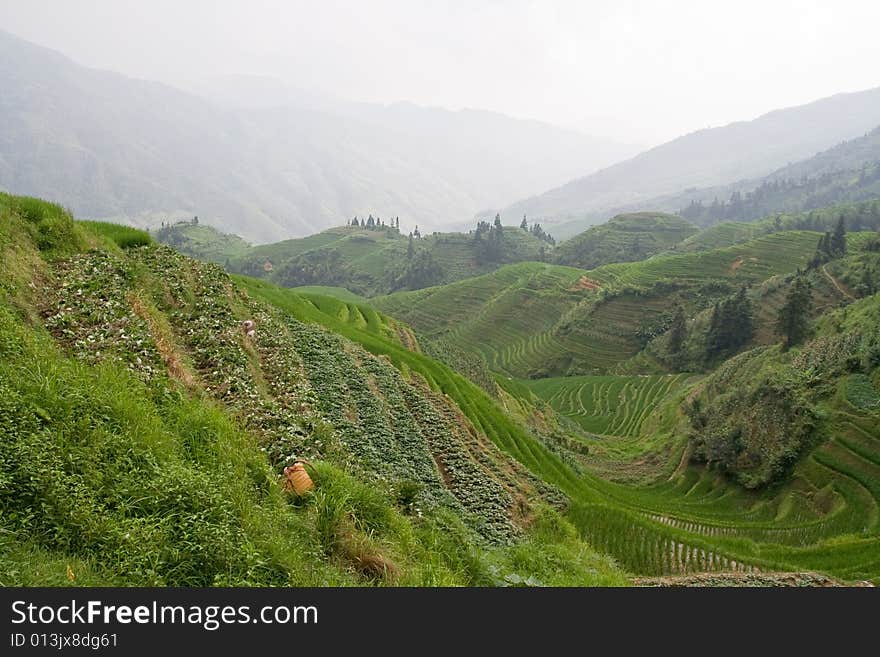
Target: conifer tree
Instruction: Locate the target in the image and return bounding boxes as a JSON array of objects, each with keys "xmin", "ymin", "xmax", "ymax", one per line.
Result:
[
  {"xmin": 776, "ymin": 275, "xmax": 812, "ymax": 349},
  {"xmin": 668, "ymin": 306, "xmax": 687, "ymax": 356},
  {"xmin": 830, "ymin": 216, "xmax": 847, "ymax": 257}
]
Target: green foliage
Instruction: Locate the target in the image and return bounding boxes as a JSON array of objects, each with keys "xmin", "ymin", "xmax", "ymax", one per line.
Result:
[
  {"xmin": 776, "ymin": 274, "xmax": 813, "ymax": 349},
  {"xmin": 81, "ymin": 221, "xmax": 152, "ymax": 249},
  {"xmin": 706, "ymin": 287, "xmax": 754, "ymax": 361},
  {"xmin": 8, "ymin": 190, "xmax": 880, "ymax": 586},
  {"xmin": 844, "ymin": 374, "xmax": 880, "ymax": 410}
]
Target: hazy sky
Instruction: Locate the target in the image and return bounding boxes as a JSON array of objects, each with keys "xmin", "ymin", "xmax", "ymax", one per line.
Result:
[{"xmin": 2, "ymin": 0, "xmax": 879, "ymax": 144}]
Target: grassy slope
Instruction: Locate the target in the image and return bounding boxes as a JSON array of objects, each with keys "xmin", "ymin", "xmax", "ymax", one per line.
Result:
[
  {"xmin": 0, "ymin": 193, "xmax": 627, "ymax": 587},
  {"xmin": 553, "ymin": 213, "xmax": 698, "ymax": 270}
]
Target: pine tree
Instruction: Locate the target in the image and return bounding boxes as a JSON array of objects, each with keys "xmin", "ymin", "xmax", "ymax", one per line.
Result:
[
  {"xmin": 494, "ymin": 213, "xmax": 502, "ymax": 230},
  {"xmin": 706, "ymin": 303, "xmax": 722, "ymax": 359},
  {"xmin": 776, "ymin": 275, "xmax": 812, "ymax": 349},
  {"xmin": 520, "ymin": 215, "xmax": 528, "ymax": 230},
  {"xmin": 859, "ymin": 267, "xmax": 875, "ymax": 296},
  {"xmin": 730, "ymin": 286, "xmax": 754, "ymax": 346},
  {"xmin": 830, "ymin": 216, "xmax": 847, "ymax": 257},
  {"xmin": 668, "ymin": 306, "xmax": 687, "ymax": 355}
]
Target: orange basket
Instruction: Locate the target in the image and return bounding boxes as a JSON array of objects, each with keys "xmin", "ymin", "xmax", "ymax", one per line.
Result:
[{"xmin": 282, "ymin": 459, "xmax": 314, "ymax": 495}]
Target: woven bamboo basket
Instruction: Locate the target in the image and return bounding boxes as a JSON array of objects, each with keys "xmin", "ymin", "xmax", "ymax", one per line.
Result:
[{"xmin": 283, "ymin": 460, "xmax": 314, "ymax": 495}]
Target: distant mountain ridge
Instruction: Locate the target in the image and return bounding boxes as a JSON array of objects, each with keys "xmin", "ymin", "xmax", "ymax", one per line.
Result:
[
  {"xmin": 500, "ymin": 86, "xmax": 880, "ymax": 236},
  {"xmin": 0, "ymin": 30, "xmax": 637, "ymax": 243}
]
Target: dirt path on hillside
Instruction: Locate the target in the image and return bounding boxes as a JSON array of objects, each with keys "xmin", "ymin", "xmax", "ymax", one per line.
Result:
[{"xmin": 822, "ymin": 264, "xmax": 856, "ymax": 301}]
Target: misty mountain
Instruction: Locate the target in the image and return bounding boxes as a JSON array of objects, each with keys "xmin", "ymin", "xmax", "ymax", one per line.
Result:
[
  {"xmin": 500, "ymin": 86, "xmax": 880, "ymax": 237},
  {"xmin": 0, "ymin": 31, "xmax": 638, "ymax": 243},
  {"xmin": 553, "ymin": 124, "xmax": 880, "ymax": 236}
]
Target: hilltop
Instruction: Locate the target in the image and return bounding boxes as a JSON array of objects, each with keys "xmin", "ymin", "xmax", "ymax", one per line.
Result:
[
  {"xmin": 156, "ymin": 218, "xmax": 555, "ymax": 297},
  {"xmin": 154, "ymin": 220, "xmax": 251, "ymax": 263},
  {"xmin": 552, "ymin": 212, "xmax": 697, "ymax": 270}
]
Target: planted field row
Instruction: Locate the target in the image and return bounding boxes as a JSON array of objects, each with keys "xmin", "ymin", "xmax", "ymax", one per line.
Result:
[{"xmin": 526, "ymin": 374, "xmax": 688, "ymax": 437}]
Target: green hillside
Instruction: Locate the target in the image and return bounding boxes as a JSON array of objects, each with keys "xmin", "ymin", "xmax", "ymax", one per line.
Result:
[
  {"xmin": 156, "ymin": 221, "xmax": 552, "ymax": 297},
  {"xmin": 0, "ymin": 192, "xmax": 627, "ymax": 586},
  {"xmin": 553, "ymin": 213, "xmax": 698, "ymax": 269},
  {"xmin": 677, "ymin": 198, "xmax": 880, "ymax": 253},
  {"xmin": 375, "ymin": 230, "xmax": 828, "ymax": 378},
  {"xmin": 152, "ymin": 221, "xmax": 251, "ymax": 263}
]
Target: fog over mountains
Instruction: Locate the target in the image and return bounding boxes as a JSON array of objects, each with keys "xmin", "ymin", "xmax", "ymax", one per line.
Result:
[
  {"xmin": 0, "ymin": 31, "xmax": 637, "ymax": 243},
  {"xmin": 499, "ymin": 85, "xmax": 880, "ymax": 236}
]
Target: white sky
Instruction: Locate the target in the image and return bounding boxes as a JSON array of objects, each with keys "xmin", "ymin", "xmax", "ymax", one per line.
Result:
[{"xmin": 2, "ymin": 0, "xmax": 879, "ymax": 144}]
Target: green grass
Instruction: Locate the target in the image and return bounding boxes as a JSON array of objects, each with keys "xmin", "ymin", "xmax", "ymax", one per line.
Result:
[
  {"xmin": 80, "ymin": 220, "xmax": 153, "ymax": 248},
  {"xmin": 8, "ymin": 190, "xmax": 880, "ymax": 585}
]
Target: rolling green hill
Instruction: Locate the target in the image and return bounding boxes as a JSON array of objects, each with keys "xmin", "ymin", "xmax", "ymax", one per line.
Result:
[
  {"xmin": 156, "ymin": 221, "xmax": 552, "ymax": 297},
  {"xmin": 375, "ymin": 230, "xmax": 829, "ymax": 378},
  {"xmin": 552, "ymin": 213, "xmax": 698, "ymax": 270},
  {"xmin": 152, "ymin": 221, "xmax": 251, "ymax": 263},
  {"xmin": 247, "ymin": 247, "xmax": 880, "ymax": 584}
]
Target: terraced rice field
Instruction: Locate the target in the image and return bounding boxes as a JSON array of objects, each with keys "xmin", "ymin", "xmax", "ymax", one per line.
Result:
[
  {"xmin": 376, "ymin": 232, "xmax": 826, "ymax": 377},
  {"xmin": 525, "ymin": 374, "xmax": 689, "ymax": 437},
  {"xmin": 501, "ymin": 366, "xmax": 880, "ymax": 582},
  {"xmin": 567, "ymin": 398, "xmax": 880, "ymax": 581},
  {"xmin": 591, "ymin": 231, "xmax": 820, "ymax": 289},
  {"xmin": 675, "ymin": 221, "xmax": 764, "ymax": 253}
]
